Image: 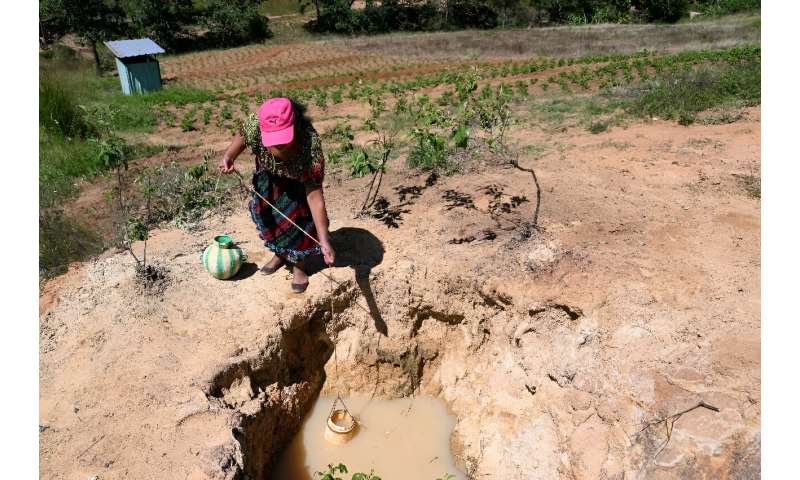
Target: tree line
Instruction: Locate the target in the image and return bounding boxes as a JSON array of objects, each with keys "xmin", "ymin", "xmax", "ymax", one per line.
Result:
[
  {"xmin": 40, "ymin": 0, "xmax": 271, "ymax": 72},
  {"xmin": 39, "ymin": 0, "xmax": 760, "ymax": 72},
  {"xmin": 305, "ymin": 0, "xmax": 760, "ymax": 34}
]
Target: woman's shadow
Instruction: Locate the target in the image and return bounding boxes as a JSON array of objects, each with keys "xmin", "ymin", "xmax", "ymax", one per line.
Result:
[{"xmin": 303, "ymin": 227, "xmax": 387, "ymax": 335}]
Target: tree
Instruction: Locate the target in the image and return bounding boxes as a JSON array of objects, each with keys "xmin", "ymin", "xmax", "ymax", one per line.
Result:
[
  {"xmin": 121, "ymin": 0, "xmax": 195, "ymax": 51},
  {"xmin": 39, "ymin": 0, "xmax": 125, "ymax": 74},
  {"xmin": 202, "ymin": 0, "xmax": 272, "ymax": 48},
  {"xmin": 633, "ymin": 0, "xmax": 688, "ymax": 22}
]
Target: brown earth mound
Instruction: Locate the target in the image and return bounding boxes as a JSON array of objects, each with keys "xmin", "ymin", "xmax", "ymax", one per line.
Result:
[{"xmin": 40, "ymin": 109, "xmax": 760, "ymax": 479}]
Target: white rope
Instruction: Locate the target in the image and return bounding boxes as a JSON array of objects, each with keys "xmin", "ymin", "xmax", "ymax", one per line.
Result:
[
  {"xmin": 234, "ymin": 169, "xmax": 356, "ymax": 418},
  {"xmin": 233, "ymin": 169, "xmax": 324, "ymax": 249},
  {"xmin": 231, "ymin": 168, "xmax": 375, "ymax": 318}
]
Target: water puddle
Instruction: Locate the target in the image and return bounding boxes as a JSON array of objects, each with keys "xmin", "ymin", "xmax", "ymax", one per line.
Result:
[{"xmin": 272, "ymin": 395, "xmax": 465, "ymax": 480}]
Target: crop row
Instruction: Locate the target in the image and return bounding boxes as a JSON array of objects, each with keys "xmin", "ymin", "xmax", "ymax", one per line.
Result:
[{"xmin": 159, "ymin": 44, "xmax": 759, "ymax": 134}]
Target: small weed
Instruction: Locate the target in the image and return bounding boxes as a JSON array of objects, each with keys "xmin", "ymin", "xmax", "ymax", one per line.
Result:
[
  {"xmin": 588, "ymin": 121, "xmax": 608, "ymax": 134},
  {"xmin": 735, "ymin": 173, "xmax": 760, "ymax": 199},
  {"xmin": 220, "ymin": 103, "xmax": 233, "ymax": 120}
]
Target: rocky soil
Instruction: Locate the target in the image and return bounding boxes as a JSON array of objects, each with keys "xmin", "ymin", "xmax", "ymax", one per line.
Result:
[{"xmin": 40, "ymin": 109, "xmax": 760, "ymax": 479}]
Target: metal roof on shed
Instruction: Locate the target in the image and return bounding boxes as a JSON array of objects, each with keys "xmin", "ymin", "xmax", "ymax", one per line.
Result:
[{"xmin": 104, "ymin": 38, "xmax": 165, "ymax": 59}]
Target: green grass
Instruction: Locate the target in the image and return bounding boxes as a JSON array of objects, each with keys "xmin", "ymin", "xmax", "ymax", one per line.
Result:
[
  {"xmin": 524, "ymin": 52, "xmax": 760, "ymax": 132},
  {"xmin": 624, "ymin": 59, "xmax": 760, "ymax": 123},
  {"xmin": 39, "ymin": 50, "xmax": 206, "ymax": 278},
  {"xmin": 40, "ymin": 50, "xmax": 215, "ymax": 134}
]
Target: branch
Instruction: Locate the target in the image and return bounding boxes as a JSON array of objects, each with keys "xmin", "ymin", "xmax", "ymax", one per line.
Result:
[
  {"xmin": 634, "ymin": 401, "xmax": 720, "ymax": 473},
  {"xmin": 508, "ymin": 153, "xmax": 542, "ymax": 230}
]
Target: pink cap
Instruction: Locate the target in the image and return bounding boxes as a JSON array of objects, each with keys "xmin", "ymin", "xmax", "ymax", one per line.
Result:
[{"xmin": 258, "ymin": 97, "xmax": 295, "ymax": 147}]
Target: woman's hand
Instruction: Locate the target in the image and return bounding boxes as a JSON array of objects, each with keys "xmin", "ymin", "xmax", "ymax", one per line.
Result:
[
  {"xmin": 219, "ymin": 155, "xmax": 235, "ymax": 174},
  {"xmin": 219, "ymin": 132, "xmax": 245, "ymax": 174},
  {"xmin": 320, "ymin": 239, "xmax": 336, "ymax": 266}
]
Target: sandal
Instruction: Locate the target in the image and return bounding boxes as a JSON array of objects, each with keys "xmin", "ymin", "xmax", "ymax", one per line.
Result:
[
  {"xmin": 291, "ymin": 282, "xmax": 309, "ymax": 294},
  {"xmin": 291, "ymin": 261, "xmax": 308, "ymax": 293},
  {"xmin": 260, "ymin": 256, "xmax": 285, "ymax": 275}
]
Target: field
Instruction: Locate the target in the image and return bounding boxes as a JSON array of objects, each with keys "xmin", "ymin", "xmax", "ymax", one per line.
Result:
[{"xmin": 40, "ymin": 14, "xmax": 761, "ymax": 480}]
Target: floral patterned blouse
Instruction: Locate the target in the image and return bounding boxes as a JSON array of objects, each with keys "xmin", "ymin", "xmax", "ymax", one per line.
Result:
[{"xmin": 239, "ymin": 113, "xmax": 325, "ymax": 189}]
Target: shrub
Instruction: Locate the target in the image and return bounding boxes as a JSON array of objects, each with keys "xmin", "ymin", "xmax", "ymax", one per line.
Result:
[
  {"xmin": 639, "ymin": 0, "xmax": 689, "ymax": 23},
  {"xmin": 446, "ymin": 0, "xmax": 499, "ymax": 29},
  {"xmin": 699, "ymin": 0, "xmax": 760, "ymax": 15}
]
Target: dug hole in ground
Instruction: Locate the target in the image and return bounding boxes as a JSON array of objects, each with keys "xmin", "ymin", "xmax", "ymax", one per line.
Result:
[{"xmin": 40, "ymin": 109, "xmax": 760, "ymax": 479}]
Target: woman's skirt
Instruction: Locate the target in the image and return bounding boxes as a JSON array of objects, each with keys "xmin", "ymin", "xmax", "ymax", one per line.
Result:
[{"xmin": 249, "ymin": 169, "xmax": 321, "ymax": 262}]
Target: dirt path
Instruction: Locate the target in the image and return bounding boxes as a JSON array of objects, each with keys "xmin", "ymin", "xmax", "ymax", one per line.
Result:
[{"xmin": 40, "ymin": 106, "xmax": 760, "ymax": 479}]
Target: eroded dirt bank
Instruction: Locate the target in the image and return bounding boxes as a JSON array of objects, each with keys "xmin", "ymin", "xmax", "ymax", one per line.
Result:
[{"xmin": 40, "ymin": 112, "xmax": 760, "ymax": 479}]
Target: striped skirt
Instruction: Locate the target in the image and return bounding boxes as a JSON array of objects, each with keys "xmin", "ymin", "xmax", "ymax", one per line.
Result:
[{"xmin": 249, "ymin": 169, "xmax": 321, "ymax": 263}]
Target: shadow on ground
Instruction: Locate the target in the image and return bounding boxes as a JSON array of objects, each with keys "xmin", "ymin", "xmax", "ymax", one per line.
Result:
[
  {"xmin": 305, "ymin": 227, "xmax": 387, "ymax": 335},
  {"xmin": 230, "ymin": 261, "xmax": 258, "ymax": 280}
]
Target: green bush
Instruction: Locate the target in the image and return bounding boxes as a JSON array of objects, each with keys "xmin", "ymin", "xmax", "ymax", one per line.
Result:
[
  {"xmin": 641, "ymin": 0, "xmax": 689, "ymax": 23},
  {"xmin": 699, "ymin": 0, "xmax": 760, "ymax": 15}
]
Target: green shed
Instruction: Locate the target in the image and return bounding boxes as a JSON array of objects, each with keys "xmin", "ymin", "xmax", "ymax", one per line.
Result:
[{"xmin": 103, "ymin": 38, "xmax": 165, "ymax": 95}]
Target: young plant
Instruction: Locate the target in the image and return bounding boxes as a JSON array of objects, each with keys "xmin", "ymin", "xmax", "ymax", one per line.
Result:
[
  {"xmin": 359, "ymin": 134, "xmax": 394, "ymax": 213},
  {"xmin": 220, "ymin": 103, "xmax": 232, "ymax": 120},
  {"xmin": 314, "ymin": 89, "xmax": 328, "ymax": 110},
  {"xmin": 408, "ymin": 128, "xmax": 449, "ymax": 171},
  {"xmin": 451, "ymin": 123, "xmax": 470, "ymax": 149},
  {"xmin": 364, "ymin": 94, "xmax": 385, "ymax": 132},
  {"xmin": 83, "ymin": 105, "xmax": 148, "ymax": 271},
  {"xmin": 315, "ymin": 463, "xmax": 380, "ymax": 480},
  {"xmin": 180, "ymin": 107, "xmax": 197, "ymax": 132},
  {"xmin": 325, "ymin": 122, "xmax": 355, "ymax": 165}
]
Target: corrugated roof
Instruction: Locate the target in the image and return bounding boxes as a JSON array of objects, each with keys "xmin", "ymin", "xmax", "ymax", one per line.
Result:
[{"xmin": 103, "ymin": 38, "xmax": 165, "ymax": 58}]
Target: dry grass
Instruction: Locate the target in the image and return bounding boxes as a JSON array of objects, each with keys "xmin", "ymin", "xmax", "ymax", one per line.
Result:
[
  {"xmin": 159, "ymin": 14, "xmax": 759, "ymax": 93},
  {"xmin": 342, "ymin": 15, "xmax": 760, "ymax": 59}
]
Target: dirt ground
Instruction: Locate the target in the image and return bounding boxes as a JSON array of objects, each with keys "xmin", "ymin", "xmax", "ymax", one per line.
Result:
[{"xmin": 40, "ymin": 86, "xmax": 760, "ymax": 480}]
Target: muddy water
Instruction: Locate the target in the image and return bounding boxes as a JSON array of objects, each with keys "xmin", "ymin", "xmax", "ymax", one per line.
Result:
[{"xmin": 272, "ymin": 395, "xmax": 465, "ymax": 480}]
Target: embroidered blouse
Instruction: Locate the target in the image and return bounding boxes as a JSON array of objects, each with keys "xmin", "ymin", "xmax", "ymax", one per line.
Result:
[{"xmin": 239, "ymin": 113, "xmax": 325, "ymax": 189}]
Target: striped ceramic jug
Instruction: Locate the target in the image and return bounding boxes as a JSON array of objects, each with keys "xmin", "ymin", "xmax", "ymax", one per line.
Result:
[{"xmin": 201, "ymin": 235, "xmax": 246, "ymax": 280}]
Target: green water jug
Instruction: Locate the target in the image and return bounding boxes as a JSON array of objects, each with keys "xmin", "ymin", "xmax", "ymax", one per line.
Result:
[{"xmin": 201, "ymin": 234, "xmax": 246, "ymax": 280}]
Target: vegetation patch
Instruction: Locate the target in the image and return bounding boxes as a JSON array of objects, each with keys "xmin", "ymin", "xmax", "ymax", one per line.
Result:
[{"xmin": 623, "ymin": 57, "xmax": 760, "ymax": 124}]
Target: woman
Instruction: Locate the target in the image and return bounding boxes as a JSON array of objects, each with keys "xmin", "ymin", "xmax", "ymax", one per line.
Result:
[{"xmin": 219, "ymin": 97, "xmax": 335, "ymax": 293}]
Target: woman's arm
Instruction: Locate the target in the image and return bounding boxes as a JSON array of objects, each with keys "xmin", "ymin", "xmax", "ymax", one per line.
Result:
[
  {"xmin": 219, "ymin": 132, "xmax": 246, "ymax": 173},
  {"xmin": 306, "ymin": 186, "xmax": 335, "ymax": 265}
]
